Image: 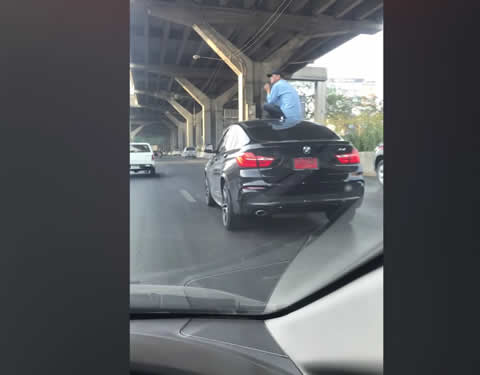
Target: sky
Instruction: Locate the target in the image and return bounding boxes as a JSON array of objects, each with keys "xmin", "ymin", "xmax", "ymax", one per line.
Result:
[{"xmin": 311, "ymin": 31, "xmax": 383, "ymax": 99}]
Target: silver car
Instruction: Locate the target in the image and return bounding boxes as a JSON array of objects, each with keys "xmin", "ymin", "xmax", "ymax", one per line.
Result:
[{"xmin": 182, "ymin": 146, "xmax": 197, "ymax": 158}]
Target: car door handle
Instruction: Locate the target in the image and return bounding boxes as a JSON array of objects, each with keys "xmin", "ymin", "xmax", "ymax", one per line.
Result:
[{"xmin": 223, "ymin": 153, "xmax": 228, "ymax": 158}]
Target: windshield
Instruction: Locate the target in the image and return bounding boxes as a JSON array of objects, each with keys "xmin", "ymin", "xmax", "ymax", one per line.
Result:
[
  {"xmin": 130, "ymin": 144, "xmax": 150, "ymax": 153},
  {"xmin": 130, "ymin": 2, "xmax": 383, "ymax": 316},
  {"xmin": 243, "ymin": 120, "xmax": 340, "ymax": 142}
]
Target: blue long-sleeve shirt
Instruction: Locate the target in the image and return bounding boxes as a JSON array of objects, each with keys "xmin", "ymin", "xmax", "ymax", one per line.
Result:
[{"xmin": 266, "ymin": 79, "xmax": 302, "ymax": 120}]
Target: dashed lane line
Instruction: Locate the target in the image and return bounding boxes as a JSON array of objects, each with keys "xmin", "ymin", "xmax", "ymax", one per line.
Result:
[{"xmin": 180, "ymin": 189, "xmax": 197, "ymax": 203}]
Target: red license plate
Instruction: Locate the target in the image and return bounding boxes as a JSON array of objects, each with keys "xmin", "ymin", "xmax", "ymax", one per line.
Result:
[{"xmin": 294, "ymin": 157, "xmax": 318, "ymax": 170}]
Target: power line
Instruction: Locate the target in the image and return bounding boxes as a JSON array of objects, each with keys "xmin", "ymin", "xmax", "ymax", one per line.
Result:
[
  {"xmin": 234, "ymin": 0, "xmax": 290, "ymax": 56},
  {"xmin": 234, "ymin": 0, "xmax": 294, "ymax": 57},
  {"xmin": 200, "ymin": 0, "xmax": 293, "ymax": 96},
  {"xmin": 204, "ymin": 60, "xmax": 222, "ymax": 92}
]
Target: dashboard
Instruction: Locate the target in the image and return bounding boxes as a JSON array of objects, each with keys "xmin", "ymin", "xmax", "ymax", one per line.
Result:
[{"xmin": 131, "ymin": 267, "xmax": 383, "ymax": 375}]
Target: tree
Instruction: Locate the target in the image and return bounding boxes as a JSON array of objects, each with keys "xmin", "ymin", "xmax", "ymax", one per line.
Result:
[
  {"xmin": 327, "ymin": 87, "xmax": 354, "ymax": 118},
  {"xmin": 326, "ymin": 88, "xmax": 383, "ymax": 151},
  {"xmin": 290, "ymin": 81, "xmax": 315, "ymax": 120},
  {"xmin": 290, "ymin": 84, "xmax": 383, "ymax": 151},
  {"xmin": 343, "ymin": 111, "xmax": 383, "ymax": 151}
]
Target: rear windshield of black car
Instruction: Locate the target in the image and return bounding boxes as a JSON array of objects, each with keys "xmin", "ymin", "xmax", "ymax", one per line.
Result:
[{"xmin": 244, "ymin": 121, "xmax": 341, "ymax": 142}]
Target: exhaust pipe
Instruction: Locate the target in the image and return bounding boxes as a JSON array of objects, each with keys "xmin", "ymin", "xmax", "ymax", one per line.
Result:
[{"xmin": 255, "ymin": 210, "xmax": 267, "ymax": 217}]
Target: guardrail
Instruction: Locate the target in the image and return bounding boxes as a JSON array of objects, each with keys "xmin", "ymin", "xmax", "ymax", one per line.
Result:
[{"xmin": 359, "ymin": 152, "xmax": 376, "ymax": 176}]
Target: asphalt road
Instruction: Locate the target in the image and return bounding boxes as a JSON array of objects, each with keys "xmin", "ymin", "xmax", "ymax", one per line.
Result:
[{"xmin": 130, "ymin": 156, "xmax": 383, "ymax": 301}]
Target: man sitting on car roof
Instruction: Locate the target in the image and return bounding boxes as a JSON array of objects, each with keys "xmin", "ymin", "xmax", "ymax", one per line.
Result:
[{"xmin": 263, "ymin": 70, "xmax": 302, "ymax": 121}]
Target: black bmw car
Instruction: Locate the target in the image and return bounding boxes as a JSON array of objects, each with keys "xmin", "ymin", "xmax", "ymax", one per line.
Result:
[{"xmin": 204, "ymin": 119, "xmax": 365, "ymax": 230}]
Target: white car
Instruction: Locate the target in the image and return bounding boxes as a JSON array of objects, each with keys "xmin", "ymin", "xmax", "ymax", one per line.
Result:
[
  {"xmin": 130, "ymin": 143, "xmax": 156, "ymax": 176},
  {"xmin": 202, "ymin": 144, "xmax": 215, "ymax": 159},
  {"xmin": 182, "ymin": 147, "xmax": 197, "ymax": 158}
]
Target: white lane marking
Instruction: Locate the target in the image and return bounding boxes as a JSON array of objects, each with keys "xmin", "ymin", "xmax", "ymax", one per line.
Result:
[{"xmin": 180, "ymin": 189, "xmax": 196, "ymax": 203}]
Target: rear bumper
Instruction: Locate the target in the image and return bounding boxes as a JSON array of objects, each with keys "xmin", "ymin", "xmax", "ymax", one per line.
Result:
[
  {"xmin": 130, "ymin": 164, "xmax": 154, "ymax": 171},
  {"xmin": 236, "ymin": 181, "xmax": 364, "ymax": 215}
]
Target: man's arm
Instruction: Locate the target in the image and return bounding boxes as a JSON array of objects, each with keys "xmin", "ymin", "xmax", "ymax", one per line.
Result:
[
  {"xmin": 264, "ymin": 83, "xmax": 271, "ymax": 95},
  {"xmin": 266, "ymin": 83, "xmax": 279, "ymax": 104}
]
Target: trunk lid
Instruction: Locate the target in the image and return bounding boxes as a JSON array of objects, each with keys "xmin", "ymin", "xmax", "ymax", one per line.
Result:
[{"xmin": 245, "ymin": 140, "xmax": 360, "ymax": 195}]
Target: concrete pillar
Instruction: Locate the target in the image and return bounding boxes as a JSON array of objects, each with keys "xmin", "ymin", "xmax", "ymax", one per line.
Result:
[
  {"xmin": 244, "ymin": 62, "xmax": 268, "ymax": 120},
  {"xmin": 212, "ymin": 83, "xmax": 238, "ymax": 145},
  {"xmin": 169, "ymin": 128, "xmax": 177, "ymax": 150},
  {"xmin": 175, "ymin": 77, "xmax": 213, "ymax": 148},
  {"xmin": 130, "ymin": 124, "xmax": 145, "ymax": 141},
  {"xmin": 192, "ymin": 23, "xmax": 311, "ymax": 122},
  {"xmin": 314, "ymin": 81, "xmax": 327, "ymax": 124},
  {"xmin": 165, "ymin": 111, "xmax": 186, "ymax": 150},
  {"xmin": 192, "ymin": 22, "xmax": 254, "ymax": 121},
  {"xmin": 178, "ymin": 128, "xmax": 185, "ymax": 150},
  {"xmin": 193, "ymin": 112, "xmax": 202, "ymax": 148},
  {"xmin": 213, "ymin": 106, "xmax": 224, "ymax": 146},
  {"xmin": 167, "ymin": 99, "xmax": 193, "ymax": 147},
  {"xmin": 253, "ymin": 64, "xmax": 270, "ymax": 119}
]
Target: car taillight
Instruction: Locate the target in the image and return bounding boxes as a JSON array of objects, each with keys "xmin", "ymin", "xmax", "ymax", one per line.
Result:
[
  {"xmin": 236, "ymin": 152, "xmax": 274, "ymax": 168},
  {"xmin": 336, "ymin": 147, "xmax": 360, "ymax": 164},
  {"xmin": 152, "ymin": 155, "xmax": 155, "ymax": 161}
]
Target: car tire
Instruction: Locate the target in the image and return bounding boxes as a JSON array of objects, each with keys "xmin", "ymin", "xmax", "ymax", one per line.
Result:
[
  {"xmin": 376, "ymin": 160, "xmax": 384, "ymax": 185},
  {"xmin": 149, "ymin": 167, "xmax": 156, "ymax": 176},
  {"xmin": 205, "ymin": 177, "xmax": 215, "ymax": 207},
  {"xmin": 222, "ymin": 183, "xmax": 242, "ymax": 230},
  {"xmin": 326, "ymin": 204, "xmax": 356, "ymax": 223}
]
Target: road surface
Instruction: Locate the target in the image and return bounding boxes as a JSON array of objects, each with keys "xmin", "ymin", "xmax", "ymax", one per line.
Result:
[{"xmin": 130, "ymin": 157, "xmax": 383, "ymax": 301}]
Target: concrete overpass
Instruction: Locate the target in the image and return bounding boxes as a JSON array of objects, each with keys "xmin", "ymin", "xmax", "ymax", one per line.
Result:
[{"xmin": 130, "ymin": 0, "xmax": 383, "ymax": 149}]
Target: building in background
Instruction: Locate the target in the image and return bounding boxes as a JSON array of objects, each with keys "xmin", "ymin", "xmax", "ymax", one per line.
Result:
[{"xmin": 327, "ymin": 78, "xmax": 378, "ymax": 98}]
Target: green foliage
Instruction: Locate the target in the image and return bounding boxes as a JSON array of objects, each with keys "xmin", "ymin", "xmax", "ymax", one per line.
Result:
[
  {"xmin": 343, "ymin": 112, "xmax": 384, "ymax": 152},
  {"xmin": 291, "ymin": 81, "xmax": 315, "ymax": 120},
  {"xmin": 277, "ymin": 83, "xmax": 383, "ymax": 151},
  {"xmin": 326, "ymin": 88, "xmax": 354, "ymax": 119},
  {"xmin": 326, "ymin": 88, "xmax": 383, "ymax": 151}
]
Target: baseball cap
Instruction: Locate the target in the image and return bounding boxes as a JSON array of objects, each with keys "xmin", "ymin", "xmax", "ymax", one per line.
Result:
[{"xmin": 267, "ymin": 70, "xmax": 282, "ymax": 77}]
